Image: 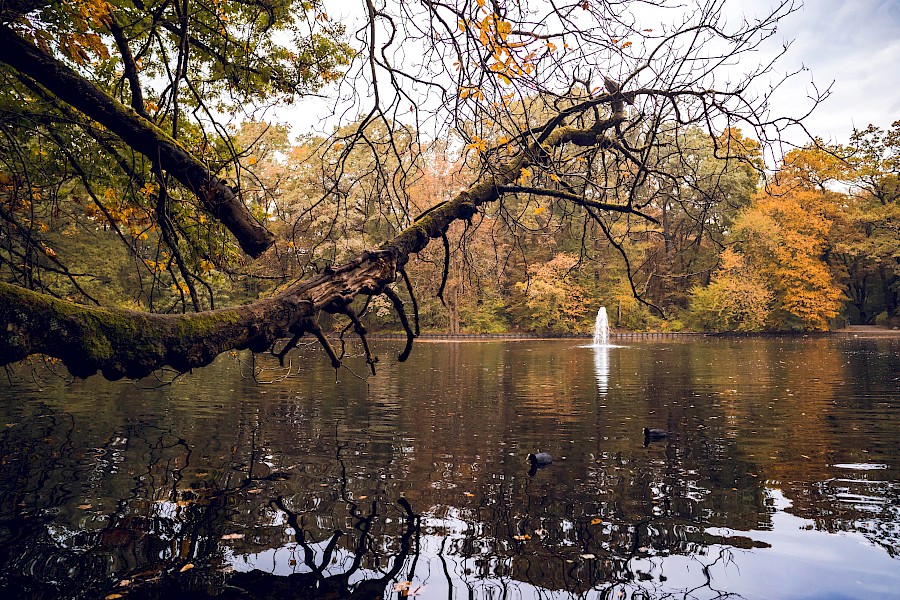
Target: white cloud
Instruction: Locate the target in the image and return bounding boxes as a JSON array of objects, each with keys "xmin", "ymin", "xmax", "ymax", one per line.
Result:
[{"xmin": 764, "ymin": 0, "xmax": 900, "ymax": 141}]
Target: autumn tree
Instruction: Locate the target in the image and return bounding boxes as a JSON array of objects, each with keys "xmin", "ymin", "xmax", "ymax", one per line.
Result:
[
  {"xmin": 0, "ymin": 0, "xmax": 820, "ymax": 378},
  {"xmin": 687, "ymin": 247, "xmax": 772, "ymax": 332},
  {"xmin": 829, "ymin": 122, "xmax": 900, "ymax": 325},
  {"xmin": 510, "ymin": 252, "xmax": 591, "ymax": 334},
  {"xmin": 730, "ymin": 148, "xmax": 844, "ymax": 330},
  {"xmin": 639, "ymin": 127, "xmax": 763, "ymax": 312}
]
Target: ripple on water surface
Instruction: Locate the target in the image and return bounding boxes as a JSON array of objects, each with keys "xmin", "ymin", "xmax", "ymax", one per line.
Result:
[{"xmin": 0, "ymin": 336, "xmax": 897, "ymax": 599}]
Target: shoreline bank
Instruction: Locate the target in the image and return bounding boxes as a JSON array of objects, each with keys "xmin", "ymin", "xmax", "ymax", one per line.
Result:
[{"xmin": 371, "ymin": 327, "xmax": 900, "ymax": 341}]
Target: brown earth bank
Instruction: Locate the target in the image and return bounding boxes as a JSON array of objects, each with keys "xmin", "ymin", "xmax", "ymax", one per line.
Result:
[{"xmin": 371, "ymin": 326, "xmax": 900, "ymax": 340}]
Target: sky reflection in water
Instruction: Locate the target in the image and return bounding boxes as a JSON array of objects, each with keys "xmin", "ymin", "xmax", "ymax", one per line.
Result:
[{"xmin": 0, "ymin": 336, "xmax": 897, "ymax": 599}]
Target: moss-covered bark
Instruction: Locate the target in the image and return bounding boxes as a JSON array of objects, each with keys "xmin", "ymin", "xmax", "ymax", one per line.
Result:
[
  {"xmin": 0, "ymin": 24, "xmax": 274, "ymax": 257},
  {"xmin": 0, "ymin": 103, "xmax": 628, "ymax": 379},
  {"xmin": 0, "ymin": 252, "xmax": 396, "ymax": 378}
]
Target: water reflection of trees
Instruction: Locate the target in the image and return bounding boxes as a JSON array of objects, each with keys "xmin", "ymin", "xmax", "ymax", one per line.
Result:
[
  {"xmin": 0, "ymin": 414, "xmax": 773, "ymax": 599},
  {"xmin": 0, "ymin": 338, "xmax": 897, "ymax": 598},
  {"xmin": 0, "ymin": 412, "xmax": 427, "ymax": 598}
]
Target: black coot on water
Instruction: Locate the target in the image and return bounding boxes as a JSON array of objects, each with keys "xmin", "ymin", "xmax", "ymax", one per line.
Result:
[
  {"xmin": 643, "ymin": 428, "xmax": 668, "ymax": 447},
  {"xmin": 527, "ymin": 451, "xmax": 552, "ymax": 476}
]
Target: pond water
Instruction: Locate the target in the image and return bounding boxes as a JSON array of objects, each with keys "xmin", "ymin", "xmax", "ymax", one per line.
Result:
[{"xmin": 0, "ymin": 336, "xmax": 898, "ymax": 599}]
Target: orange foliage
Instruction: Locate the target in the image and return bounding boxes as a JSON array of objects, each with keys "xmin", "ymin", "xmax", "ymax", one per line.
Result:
[
  {"xmin": 512, "ymin": 253, "xmax": 591, "ymax": 334},
  {"xmin": 734, "ymin": 148, "xmax": 846, "ymax": 330}
]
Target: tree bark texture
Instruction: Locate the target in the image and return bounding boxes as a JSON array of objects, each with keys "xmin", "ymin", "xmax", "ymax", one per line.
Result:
[
  {"xmin": 0, "ymin": 24, "xmax": 275, "ymax": 257},
  {"xmin": 0, "ymin": 96, "xmax": 626, "ymax": 378}
]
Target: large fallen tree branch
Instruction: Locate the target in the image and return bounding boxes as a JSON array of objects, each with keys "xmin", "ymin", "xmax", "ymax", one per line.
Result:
[
  {"xmin": 0, "ymin": 108, "xmax": 632, "ymax": 379},
  {"xmin": 0, "ymin": 24, "xmax": 275, "ymax": 257}
]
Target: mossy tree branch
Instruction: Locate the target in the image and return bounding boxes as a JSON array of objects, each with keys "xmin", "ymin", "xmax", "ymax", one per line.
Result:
[
  {"xmin": 0, "ymin": 24, "xmax": 274, "ymax": 257},
  {"xmin": 0, "ymin": 108, "xmax": 639, "ymax": 379}
]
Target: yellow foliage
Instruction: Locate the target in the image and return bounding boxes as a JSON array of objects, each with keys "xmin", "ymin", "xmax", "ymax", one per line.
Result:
[
  {"xmin": 465, "ymin": 137, "xmax": 487, "ymax": 154},
  {"xmin": 28, "ymin": 0, "xmax": 114, "ymax": 64},
  {"xmin": 459, "ymin": 86, "xmax": 483, "ymax": 100},
  {"xmin": 512, "ymin": 253, "xmax": 591, "ymax": 334},
  {"xmin": 41, "ymin": 242, "xmax": 57, "ymax": 258},
  {"xmin": 734, "ymin": 184, "xmax": 844, "ymax": 330},
  {"xmin": 689, "ymin": 248, "xmax": 772, "ymax": 332}
]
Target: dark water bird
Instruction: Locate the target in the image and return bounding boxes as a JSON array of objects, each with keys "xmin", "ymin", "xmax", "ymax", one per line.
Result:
[
  {"xmin": 527, "ymin": 451, "xmax": 552, "ymax": 476},
  {"xmin": 643, "ymin": 428, "xmax": 668, "ymax": 447},
  {"xmin": 528, "ymin": 452, "xmax": 553, "ymax": 466}
]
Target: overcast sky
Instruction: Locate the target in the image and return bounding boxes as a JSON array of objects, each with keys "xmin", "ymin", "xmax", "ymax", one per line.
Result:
[
  {"xmin": 764, "ymin": 0, "xmax": 900, "ymax": 142},
  {"xmin": 283, "ymin": 0, "xmax": 900, "ymax": 145}
]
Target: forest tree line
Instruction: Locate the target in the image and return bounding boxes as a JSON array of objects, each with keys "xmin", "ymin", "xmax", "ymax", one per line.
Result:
[
  {"xmin": 7, "ymin": 109, "xmax": 897, "ymax": 335},
  {"xmin": 8, "ymin": 0, "xmax": 843, "ymax": 378}
]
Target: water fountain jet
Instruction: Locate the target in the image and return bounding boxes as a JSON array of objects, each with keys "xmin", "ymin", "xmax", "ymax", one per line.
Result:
[{"xmin": 592, "ymin": 306, "xmax": 610, "ymax": 347}]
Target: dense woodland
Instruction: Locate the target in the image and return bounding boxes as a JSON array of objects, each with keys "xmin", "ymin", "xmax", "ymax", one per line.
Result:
[
  {"xmin": 5, "ymin": 109, "xmax": 897, "ymax": 336},
  {"xmin": 224, "ymin": 120, "xmax": 900, "ymax": 334},
  {"xmin": 0, "ymin": 0, "xmax": 897, "ymax": 378}
]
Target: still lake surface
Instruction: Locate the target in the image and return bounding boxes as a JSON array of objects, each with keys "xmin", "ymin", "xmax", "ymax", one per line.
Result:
[{"xmin": 0, "ymin": 336, "xmax": 897, "ymax": 599}]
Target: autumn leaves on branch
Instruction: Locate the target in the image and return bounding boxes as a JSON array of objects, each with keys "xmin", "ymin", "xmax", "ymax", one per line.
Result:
[{"xmin": 0, "ymin": 0, "xmax": 825, "ymax": 378}]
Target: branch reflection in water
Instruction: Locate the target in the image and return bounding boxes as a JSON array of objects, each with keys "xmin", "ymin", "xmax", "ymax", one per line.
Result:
[{"xmin": 0, "ymin": 337, "xmax": 897, "ymax": 598}]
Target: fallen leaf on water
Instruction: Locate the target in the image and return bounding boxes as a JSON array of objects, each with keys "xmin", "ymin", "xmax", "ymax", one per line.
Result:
[
  {"xmin": 358, "ymin": 495, "xmax": 368, "ymax": 500},
  {"xmin": 117, "ymin": 580, "xmax": 132, "ymax": 587},
  {"xmin": 463, "ymin": 492, "xmax": 475, "ymax": 497},
  {"xmin": 512, "ymin": 534, "xmax": 531, "ymax": 541},
  {"xmin": 132, "ymin": 568, "xmax": 163, "ymax": 579},
  {"xmin": 77, "ymin": 504, "xmax": 92, "ymax": 510},
  {"xmin": 247, "ymin": 489, "xmax": 262, "ymax": 495},
  {"xmin": 580, "ymin": 553, "xmax": 596, "ymax": 559},
  {"xmin": 590, "ymin": 518, "xmax": 602, "ymax": 525},
  {"xmin": 105, "ymin": 595, "xmax": 123, "ymax": 599},
  {"xmin": 179, "ymin": 563, "xmax": 194, "ymax": 573},
  {"xmin": 221, "ymin": 533, "xmax": 244, "ymax": 540}
]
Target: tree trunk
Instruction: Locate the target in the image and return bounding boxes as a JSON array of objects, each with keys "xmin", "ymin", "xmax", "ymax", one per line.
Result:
[{"xmin": 1, "ymin": 108, "xmax": 628, "ymax": 377}]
